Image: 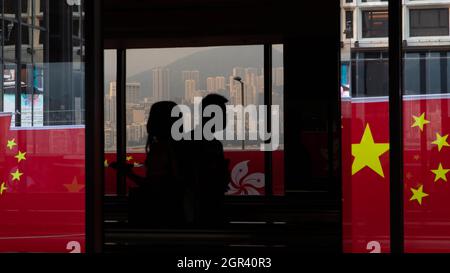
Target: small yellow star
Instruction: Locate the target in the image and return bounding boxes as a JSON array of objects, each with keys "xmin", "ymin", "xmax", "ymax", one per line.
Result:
[
  {"xmin": 6, "ymin": 139, "xmax": 17, "ymax": 150},
  {"xmin": 411, "ymin": 113, "xmax": 430, "ymax": 132},
  {"xmin": 0, "ymin": 182, "xmax": 8, "ymax": 195},
  {"xmin": 104, "ymin": 159, "xmax": 109, "ymax": 168},
  {"xmin": 431, "ymin": 133, "xmax": 450, "ymax": 152},
  {"xmin": 63, "ymin": 177, "xmax": 85, "ymax": 193},
  {"xmin": 410, "ymin": 185, "xmax": 429, "ymax": 205},
  {"xmin": 431, "ymin": 163, "xmax": 450, "ymax": 182},
  {"xmin": 10, "ymin": 169, "xmax": 23, "ymax": 182},
  {"xmin": 414, "ymin": 155, "xmax": 420, "ymax": 161},
  {"xmin": 126, "ymin": 156, "xmax": 133, "ymax": 162},
  {"xmin": 14, "ymin": 151, "xmax": 27, "ymax": 162}
]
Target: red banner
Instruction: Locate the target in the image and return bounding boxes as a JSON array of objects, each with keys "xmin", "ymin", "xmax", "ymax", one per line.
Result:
[
  {"xmin": 0, "ymin": 118, "xmax": 85, "ymax": 253},
  {"xmin": 342, "ymin": 96, "xmax": 450, "ymax": 253}
]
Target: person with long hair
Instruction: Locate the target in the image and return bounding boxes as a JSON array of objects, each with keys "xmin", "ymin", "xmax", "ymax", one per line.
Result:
[{"xmin": 115, "ymin": 101, "xmax": 186, "ymax": 227}]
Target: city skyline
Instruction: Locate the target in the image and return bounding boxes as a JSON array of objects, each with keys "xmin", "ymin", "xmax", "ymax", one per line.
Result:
[{"xmin": 104, "ymin": 64, "xmax": 284, "ymax": 151}]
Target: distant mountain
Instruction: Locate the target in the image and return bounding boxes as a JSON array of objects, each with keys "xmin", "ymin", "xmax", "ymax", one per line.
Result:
[{"xmin": 126, "ymin": 46, "xmax": 283, "ymax": 100}]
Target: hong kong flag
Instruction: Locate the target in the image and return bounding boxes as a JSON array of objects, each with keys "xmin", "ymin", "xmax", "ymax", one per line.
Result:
[{"xmin": 0, "ymin": 113, "xmax": 85, "ymax": 253}]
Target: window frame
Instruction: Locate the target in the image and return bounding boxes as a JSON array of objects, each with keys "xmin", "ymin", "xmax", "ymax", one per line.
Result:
[{"xmin": 110, "ymin": 43, "xmax": 284, "ymax": 199}]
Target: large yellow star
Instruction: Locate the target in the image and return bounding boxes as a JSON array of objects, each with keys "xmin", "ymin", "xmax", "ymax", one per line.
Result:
[
  {"xmin": 0, "ymin": 182, "xmax": 7, "ymax": 195},
  {"xmin": 6, "ymin": 139, "xmax": 17, "ymax": 150},
  {"xmin": 10, "ymin": 169, "xmax": 23, "ymax": 182},
  {"xmin": 14, "ymin": 151, "xmax": 27, "ymax": 163},
  {"xmin": 410, "ymin": 185, "xmax": 429, "ymax": 205},
  {"xmin": 431, "ymin": 163, "xmax": 450, "ymax": 182},
  {"xmin": 411, "ymin": 113, "xmax": 430, "ymax": 132},
  {"xmin": 352, "ymin": 124, "xmax": 390, "ymax": 178},
  {"xmin": 431, "ymin": 133, "xmax": 450, "ymax": 152},
  {"xmin": 126, "ymin": 156, "xmax": 133, "ymax": 162},
  {"xmin": 104, "ymin": 159, "xmax": 109, "ymax": 168}
]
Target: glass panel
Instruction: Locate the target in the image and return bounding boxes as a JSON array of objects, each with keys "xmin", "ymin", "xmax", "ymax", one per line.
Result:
[
  {"xmin": 3, "ymin": 20, "xmax": 17, "ymax": 61},
  {"xmin": 122, "ymin": 46, "xmax": 268, "ymax": 198},
  {"xmin": 2, "ymin": 63, "xmax": 16, "ymax": 120},
  {"xmin": 21, "ymin": 0, "xmax": 31, "ymax": 24},
  {"xmin": 403, "ymin": 52, "xmax": 450, "ymax": 252},
  {"xmin": 403, "ymin": 0, "xmax": 450, "ymax": 253},
  {"xmin": 345, "ymin": 10, "xmax": 354, "ymax": 39},
  {"xmin": 104, "ymin": 49, "xmax": 117, "ymax": 195},
  {"xmin": 21, "ymin": 25, "xmax": 32, "ymax": 63},
  {"xmin": 351, "ymin": 51, "xmax": 389, "ymax": 97},
  {"xmin": 410, "ymin": 9, "xmax": 449, "ymax": 37},
  {"xmin": 404, "ymin": 53, "xmax": 421, "ymax": 95},
  {"xmin": 341, "ymin": 1, "xmax": 390, "ymax": 253},
  {"xmin": 33, "ymin": 28, "xmax": 46, "ymax": 64},
  {"xmin": 272, "ymin": 44, "xmax": 284, "ymax": 196},
  {"xmin": 0, "ymin": 1, "xmax": 85, "ymax": 253},
  {"xmin": 362, "ymin": 10, "xmax": 389, "ymax": 38},
  {"xmin": 4, "ymin": 0, "xmax": 17, "ymax": 20}
]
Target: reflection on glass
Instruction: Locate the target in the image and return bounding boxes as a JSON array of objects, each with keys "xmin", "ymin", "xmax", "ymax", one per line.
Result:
[
  {"xmin": 341, "ymin": 0, "xmax": 390, "ymax": 253},
  {"xmin": 0, "ymin": 1, "xmax": 85, "ymax": 253},
  {"xmin": 4, "ymin": 0, "xmax": 17, "ymax": 19},
  {"xmin": 103, "ymin": 46, "xmax": 285, "ymax": 197},
  {"xmin": 404, "ymin": 51, "xmax": 450, "ymax": 252},
  {"xmin": 410, "ymin": 9, "xmax": 449, "ymax": 37},
  {"xmin": 362, "ymin": 10, "xmax": 388, "ymax": 38},
  {"xmin": 272, "ymin": 44, "xmax": 284, "ymax": 196}
]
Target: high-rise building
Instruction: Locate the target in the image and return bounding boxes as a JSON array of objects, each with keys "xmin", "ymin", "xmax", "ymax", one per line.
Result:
[
  {"xmin": 126, "ymin": 82, "xmax": 141, "ymax": 104},
  {"xmin": 185, "ymin": 79, "xmax": 197, "ymax": 103},
  {"xmin": 232, "ymin": 67, "xmax": 245, "ymax": 79},
  {"xmin": 229, "ymin": 75, "xmax": 242, "ymax": 105},
  {"xmin": 182, "ymin": 70, "xmax": 200, "ymax": 89},
  {"xmin": 206, "ymin": 77, "xmax": 216, "ymax": 92},
  {"xmin": 244, "ymin": 68, "xmax": 259, "ymax": 105},
  {"xmin": 152, "ymin": 68, "xmax": 170, "ymax": 101},
  {"xmin": 132, "ymin": 109, "xmax": 146, "ymax": 124},
  {"xmin": 108, "ymin": 82, "xmax": 117, "ymax": 125},
  {"xmin": 273, "ymin": 67, "xmax": 284, "ymax": 87},
  {"xmin": 215, "ymin": 76, "xmax": 226, "ymax": 91}
]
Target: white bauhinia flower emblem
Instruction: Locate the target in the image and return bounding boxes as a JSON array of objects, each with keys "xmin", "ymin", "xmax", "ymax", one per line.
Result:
[{"xmin": 226, "ymin": 160, "xmax": 265, "ymax": 195}]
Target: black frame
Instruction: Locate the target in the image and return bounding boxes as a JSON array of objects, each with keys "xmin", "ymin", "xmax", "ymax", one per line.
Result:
[
  {"xmin": 85, "ymin": 0, "xmax": 104, "ymax": 254},
  {"xmin": 389, "ymin": 0, "xmax": 404, "ymax": 254}
]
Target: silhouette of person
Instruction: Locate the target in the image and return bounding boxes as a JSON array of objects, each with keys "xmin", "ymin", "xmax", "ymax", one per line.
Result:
[
  {"xmin": 114, "ymin": 101, "xmax": 186, "ymax": 227},
  {"xmin": 185, "ymin": 94, "xmax": 231, "ymax": 227}
]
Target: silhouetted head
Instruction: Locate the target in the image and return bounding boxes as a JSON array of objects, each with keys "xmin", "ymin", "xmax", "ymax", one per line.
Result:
[
  {"xmin": 201, "ymin": 93, "xmax": 228, "ymax": 133},
  {"xmin": 146, "ymin": 101, "xmax": 178, "ymax": 151}
]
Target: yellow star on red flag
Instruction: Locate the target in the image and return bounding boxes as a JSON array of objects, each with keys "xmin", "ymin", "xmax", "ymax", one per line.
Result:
[
  {"xmin": 10, "ymin": 169, "xmax": 23, "ymax": 182},
  {"xmin": 410, "ymin": 185, "xmax": 429, "ymax": 205},
  {"xmin": 432, "ymin": 133, "xmax": 450, "ymax": 152},
  {"xmin": 0, "ymin": 182, "xmax": 7, "ymax": 195},
  {"xmin": 14, "ymin": 151, "xmax": 27, "ymax": 163},
  {"xmin": 351, "ymin": 124, "xmax": 390, "ymax": 178},
  {"xmin": 431, "ymin": 163, "xmax": 450, "ymax": 182},
  {"xmin": 6, "ymin": 139, "xmax": 17, "ymax": 150},
  {"xmin": 126, "ymin": 156, "xmax": 133, "ymax": 162},
  {"xmin": 411, "ymin": 113, "xmax": 430, "ymax": 132}
]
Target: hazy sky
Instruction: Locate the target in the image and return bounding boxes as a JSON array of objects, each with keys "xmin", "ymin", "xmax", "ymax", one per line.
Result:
[
  {"xmin": 104, "ymin": 45, "xmax": 283, "ymax": 81},
  {"xmin": 105, "ymin": 47, "xmax": 216, "ymax": 79}
]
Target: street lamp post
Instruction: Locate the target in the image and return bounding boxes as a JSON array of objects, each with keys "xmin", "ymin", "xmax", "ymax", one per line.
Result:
[{"xmin": 233, "ymin": 76, "xmax": 245, "ymax": 150}]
